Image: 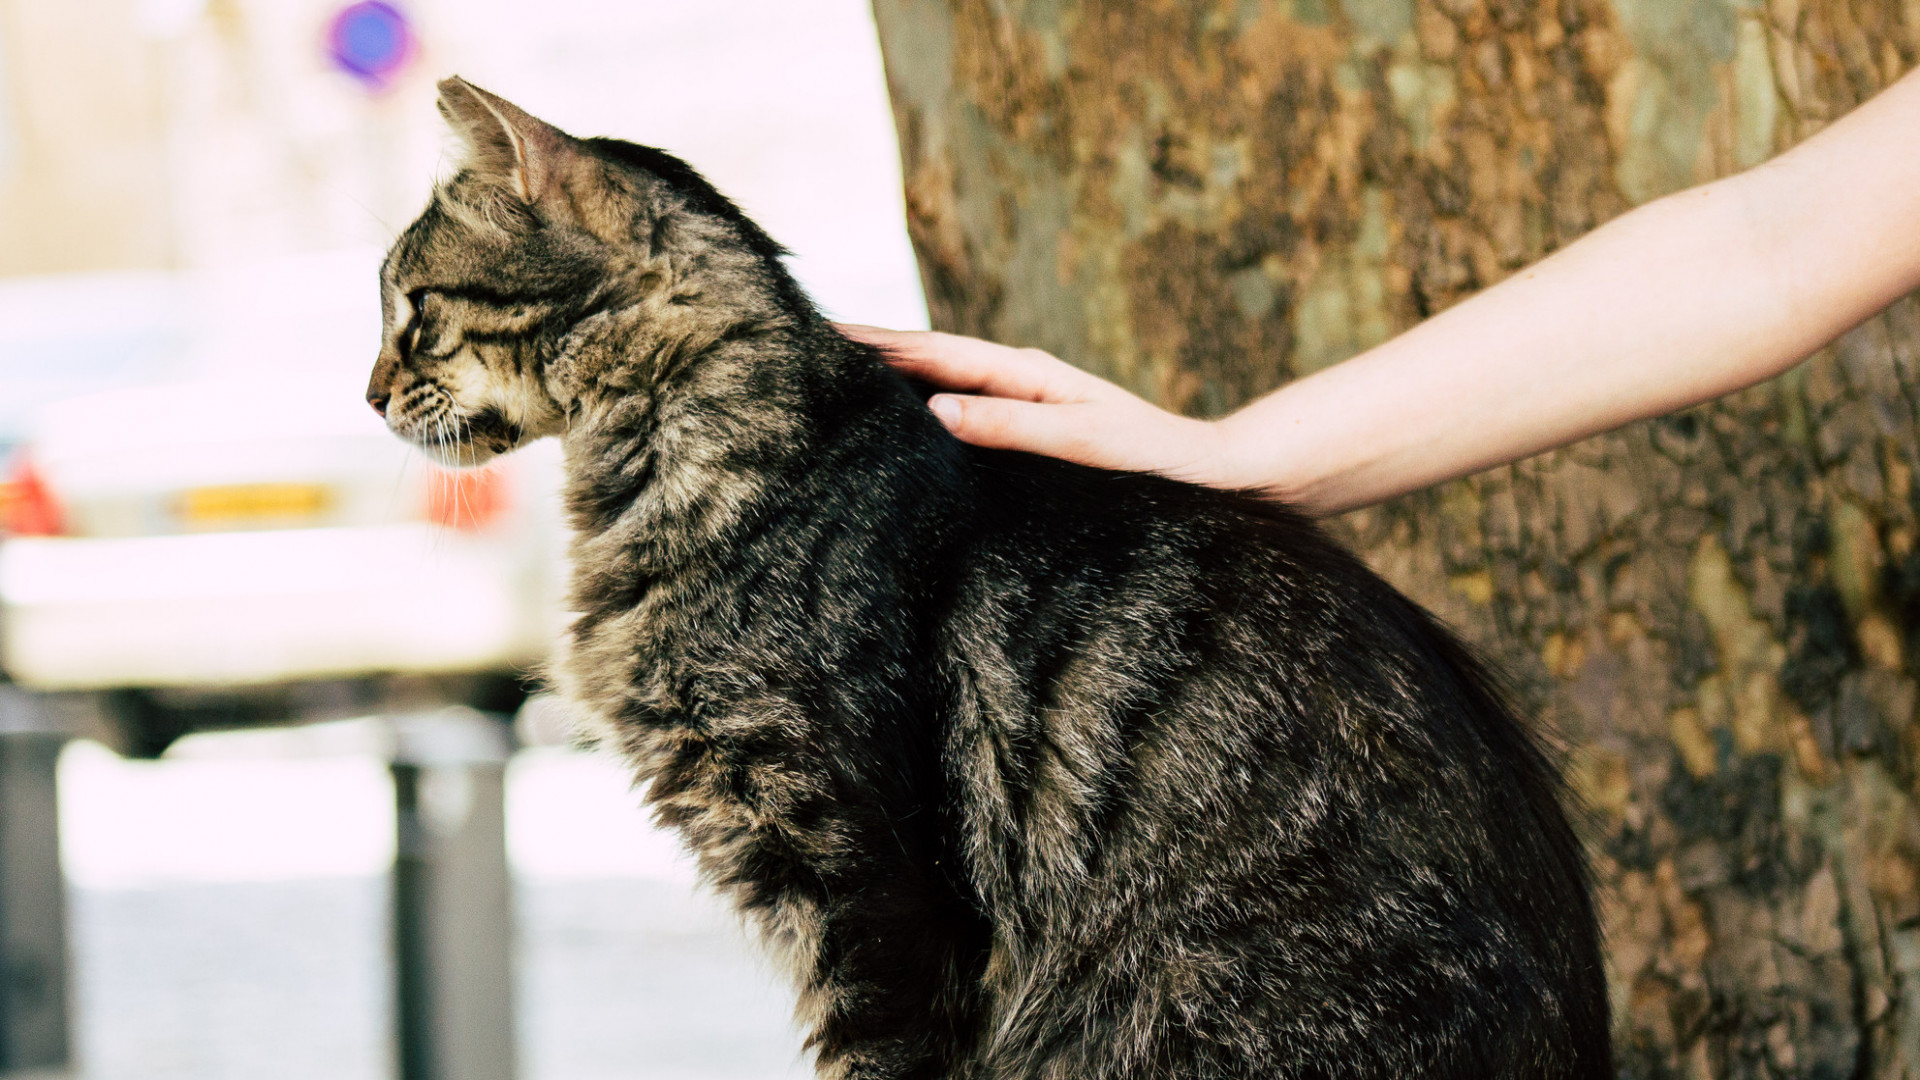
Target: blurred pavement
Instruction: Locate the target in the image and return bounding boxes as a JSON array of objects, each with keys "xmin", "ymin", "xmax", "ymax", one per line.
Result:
[{"xmin": 61, "ymin": 738, "xmax": 811, "ymax": 1080}]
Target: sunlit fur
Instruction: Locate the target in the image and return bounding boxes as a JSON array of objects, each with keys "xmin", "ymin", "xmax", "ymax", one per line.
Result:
[{"xmin": 370, "ymin": 78, "xmax": 1613, "ymax": 1080}]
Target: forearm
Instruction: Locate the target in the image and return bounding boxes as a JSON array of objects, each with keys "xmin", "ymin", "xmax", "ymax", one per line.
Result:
[
  {"xmin": 1214, "ymin": 186, "xmax": 1780, "ymax": 514},
  {"xmin": 1221, "ymin": 67, "xmax": 1920, "ymax": 517},
  {"xmin": 859, "ymin": 71, "xmax": 1920, "ymax": 514}
]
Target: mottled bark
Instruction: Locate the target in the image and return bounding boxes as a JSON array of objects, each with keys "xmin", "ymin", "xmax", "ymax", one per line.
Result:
[{"xmin": 869, "ymin": 1, "xmax": 1920, "ymax": 1075}]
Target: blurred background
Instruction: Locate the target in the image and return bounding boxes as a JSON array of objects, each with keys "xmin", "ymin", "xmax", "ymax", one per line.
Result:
[{"xmin": 0, "ymin": 0, "xmax": 926, "ymax": 1077}]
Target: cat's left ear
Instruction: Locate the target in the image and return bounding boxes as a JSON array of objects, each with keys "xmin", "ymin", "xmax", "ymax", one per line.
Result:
[{"xmin": 437, "ymin": 76, "xmax": 575, "ymax": 205}]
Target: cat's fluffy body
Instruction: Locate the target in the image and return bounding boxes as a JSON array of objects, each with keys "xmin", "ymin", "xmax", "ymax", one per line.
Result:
[{"xmin": 368, "ymin": 78, "xmax": 1612, "ymax": 1079}]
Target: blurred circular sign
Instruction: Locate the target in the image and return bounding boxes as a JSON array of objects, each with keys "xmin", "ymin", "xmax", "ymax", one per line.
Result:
[{"xmin": 325, "ymin": 2, "xmax": 416, "ymax": 90}]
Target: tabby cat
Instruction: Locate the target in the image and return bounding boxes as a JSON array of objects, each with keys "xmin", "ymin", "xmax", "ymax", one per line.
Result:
[{"xmin": 367, "ymin": 78, "xmax": 1612, "ymax": 1079}]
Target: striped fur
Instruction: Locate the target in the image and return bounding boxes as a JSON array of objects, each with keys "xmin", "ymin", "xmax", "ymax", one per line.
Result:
[{"xmin": 368, "ymin": 78, "xmax": 1613, "ymax": 1080}]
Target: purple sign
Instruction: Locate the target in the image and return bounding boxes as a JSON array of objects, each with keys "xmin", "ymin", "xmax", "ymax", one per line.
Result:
[{"xmin": 325, "ymin": 2, "xmax": 416, "ymax": 90}]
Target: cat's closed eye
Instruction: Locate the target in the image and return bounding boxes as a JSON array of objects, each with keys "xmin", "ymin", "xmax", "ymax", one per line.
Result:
[{"xmin": 400, "ymin": 292, "xmax": 427, "ymax": 357}]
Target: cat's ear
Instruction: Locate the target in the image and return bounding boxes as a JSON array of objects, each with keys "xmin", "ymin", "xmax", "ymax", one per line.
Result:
[{"xmin": 436, "ymin": 76, "xmax": 573, "ymax": 205}]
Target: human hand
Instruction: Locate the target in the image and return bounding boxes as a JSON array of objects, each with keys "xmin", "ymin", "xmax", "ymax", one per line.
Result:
[{"xmin": 840, "ymin": 326, "xmax": 1237, "ymax": 488}]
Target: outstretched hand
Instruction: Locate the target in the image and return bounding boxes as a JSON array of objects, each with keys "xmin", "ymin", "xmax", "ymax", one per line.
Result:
[
  {"xmin": 840, "ymin": 326, "xmax": 1238, "ymax": 489},
  {"xmin": 842, "ymin": 62, "xmax": 1920, "ymax": 519}
]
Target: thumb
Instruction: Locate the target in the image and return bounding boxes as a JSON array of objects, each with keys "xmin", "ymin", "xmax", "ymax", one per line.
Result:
[{"xmin": 928, "ymin": 394, "xmax": 1107, "ymax": 466}]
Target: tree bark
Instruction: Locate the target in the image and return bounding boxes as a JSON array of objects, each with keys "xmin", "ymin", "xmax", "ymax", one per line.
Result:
[{"xmin": 869, "ymin": 1, "xmax": 1920, "ymax": 1075}]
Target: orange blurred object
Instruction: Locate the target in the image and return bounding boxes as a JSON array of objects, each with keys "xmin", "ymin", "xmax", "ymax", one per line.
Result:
[
  {"xmin": 2, "ymin": 455, "xmax": 64, "ymax": 536},
  {"xmin": 425, "ymin": 465, "xmax": 506, "ymax": 530}
]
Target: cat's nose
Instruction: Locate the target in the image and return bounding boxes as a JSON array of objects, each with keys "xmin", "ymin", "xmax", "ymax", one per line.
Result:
[{"xmin": 367, "ymin": 353, "xmax": 398, "ymax": 417}]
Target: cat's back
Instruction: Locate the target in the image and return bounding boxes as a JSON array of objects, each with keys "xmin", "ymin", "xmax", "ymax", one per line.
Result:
[{"xmin": 941, "ymin": 447, "xmax": 1612, "ymax": 1079}]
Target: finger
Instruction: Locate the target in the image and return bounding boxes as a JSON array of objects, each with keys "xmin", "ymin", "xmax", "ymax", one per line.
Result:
[
  {"xmin": 839, "ymin": 324, "xmax": 1138, "ymax": 408},
  {"xmin": 890, "ymin": 336, "xmax": 1115, "ymax": 406},
  {"xmin": 928, "ymin": 394, "xmax": 1116, "ymax": 467},
  {"xmin": 836, "ymin": 324, "xmax": 1078, "ymax": 400},
  {"xmin": 837, "ymin": 323, "xmax": 970, "ymax": 363}
]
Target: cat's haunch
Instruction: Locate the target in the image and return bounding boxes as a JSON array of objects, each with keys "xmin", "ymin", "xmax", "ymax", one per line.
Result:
[{"xmin": 369, "ymin": 75, "xmax": 1612, "ymax": 1079}]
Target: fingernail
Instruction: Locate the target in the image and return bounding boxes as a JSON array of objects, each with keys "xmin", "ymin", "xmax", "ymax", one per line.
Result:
[{"xmin": 928, "ymin": 395, "xmax": 962, "ymax": 428}]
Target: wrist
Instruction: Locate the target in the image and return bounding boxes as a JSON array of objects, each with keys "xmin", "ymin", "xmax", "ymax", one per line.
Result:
[
  {"xmin": 1205, "ymin": 410, "xmax": 1283, "ymax": 494},
  {"xmin": 1208, "ymin": 406, "xmax": 1355, "ymax": 515}
]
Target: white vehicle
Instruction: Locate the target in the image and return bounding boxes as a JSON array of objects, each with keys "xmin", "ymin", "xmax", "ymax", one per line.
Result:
[
  {"xmin": 0, "ymin": 261, "xmax": 569, "ymax": 1078},
  {"xmin": 0, "ymin": 259, "xmax": 567, "ymax": 755}
]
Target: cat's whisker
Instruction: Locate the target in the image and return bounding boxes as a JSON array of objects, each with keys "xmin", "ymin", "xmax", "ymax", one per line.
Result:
[
  {"xmin": 385, "ymin": 444, "xmax": 413, "ymax": 526},
  {"xmin": 434, "ymin": 410, "xmax": 455, "ymax": 556},
  {"xmin": 453, "ymin": 412, "xmax": 469, "ymax": 526},
  {"xmin": 328, "ymin": 182, "xmax": 398, "ymax": 240}
]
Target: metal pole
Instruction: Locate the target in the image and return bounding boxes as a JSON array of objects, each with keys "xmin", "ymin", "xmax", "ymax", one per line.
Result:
[
  {"xmin": 0, "ymin": 688, "xmax": 70, "ymax": 1077},
  {"xmin": 388, "ymin": 710, "xmax": 515, "ymax": 1080}
]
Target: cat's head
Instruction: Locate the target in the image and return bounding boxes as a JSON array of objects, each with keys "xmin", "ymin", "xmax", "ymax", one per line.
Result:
[{"xmin": 367, "ymin": 77, "xmax": 794, "ymax": 466}]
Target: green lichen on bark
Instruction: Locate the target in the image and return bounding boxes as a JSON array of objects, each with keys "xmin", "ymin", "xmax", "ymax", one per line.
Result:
[{"xmin": 874, "ymin": 0, "xmax": 1920, "ymax": 1074}]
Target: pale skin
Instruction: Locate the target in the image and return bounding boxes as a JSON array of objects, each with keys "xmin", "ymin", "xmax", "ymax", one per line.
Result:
[{"xmin": 845, "ymin": 67, "xmax": 1920, "ymax": 519}]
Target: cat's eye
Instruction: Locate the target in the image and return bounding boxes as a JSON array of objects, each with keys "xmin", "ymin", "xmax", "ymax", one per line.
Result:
[{"xmin": 402, "ymin": 289, "xmax": 430, "ymax": 355}]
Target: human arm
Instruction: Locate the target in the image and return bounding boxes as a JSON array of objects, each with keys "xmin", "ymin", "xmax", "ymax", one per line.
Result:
[{"xmin": 850, "ymin": 66, "xmax": 1920, "ymax": 517}]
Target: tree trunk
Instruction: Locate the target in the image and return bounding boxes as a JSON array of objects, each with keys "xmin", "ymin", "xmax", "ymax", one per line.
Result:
[{"xmin": 869, "ymin": 1, "xmax": 1920, "ymax": 1075}]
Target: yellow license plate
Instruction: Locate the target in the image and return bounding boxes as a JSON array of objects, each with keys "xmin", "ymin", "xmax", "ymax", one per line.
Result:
[{"xmin": 177, "ymin": 483, "xmax": 333, "ymax": 527}]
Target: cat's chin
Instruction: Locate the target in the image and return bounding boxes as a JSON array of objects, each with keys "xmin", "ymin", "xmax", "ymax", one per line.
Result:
[
  {"xmin": 413, "ymin": 437, "xmax": 504, "ymax": 469},
  {"xmin": 392, "ymin": 413, "xmax": 529, "ymax": 467}
]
